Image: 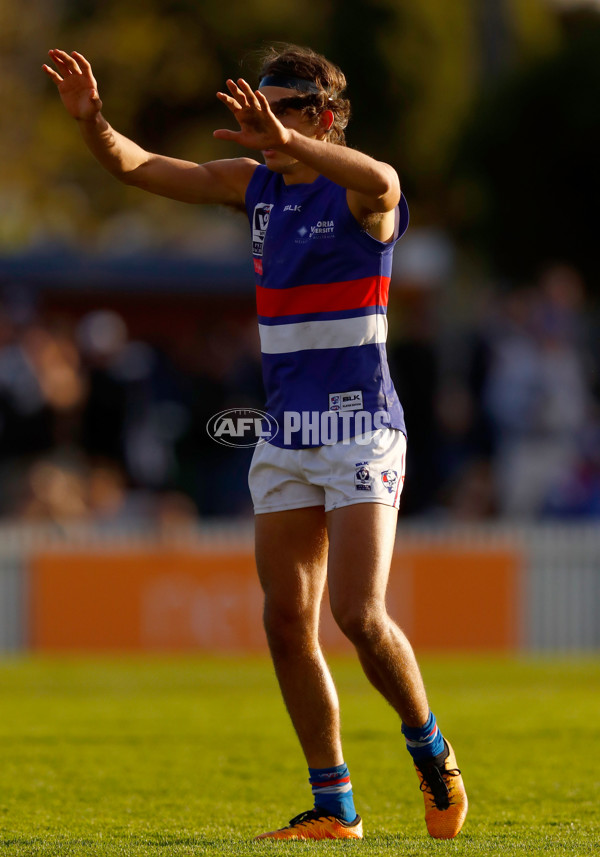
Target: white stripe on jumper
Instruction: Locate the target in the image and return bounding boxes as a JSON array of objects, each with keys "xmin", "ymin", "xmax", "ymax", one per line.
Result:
[{"xmin": 258, "ymin": 314, "xmax": 388, "ymax": 355}]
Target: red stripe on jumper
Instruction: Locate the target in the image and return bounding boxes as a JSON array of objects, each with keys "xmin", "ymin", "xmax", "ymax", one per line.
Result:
[{"xmin": 256, "ymin": 276, "xmax": 390, "ymax": 318}]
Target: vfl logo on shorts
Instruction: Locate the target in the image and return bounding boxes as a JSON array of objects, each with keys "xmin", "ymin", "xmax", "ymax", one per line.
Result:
[
  {"xmin": 355, "ymin": 462, "xmax": 372, "ymax": 491},
  {"xmin": 252, "ymin": 203, "xmax": 273, "ymax": 256},
  {"xmin": 381, "ymin": 469, "xmax": 398, "ymax": 494}
]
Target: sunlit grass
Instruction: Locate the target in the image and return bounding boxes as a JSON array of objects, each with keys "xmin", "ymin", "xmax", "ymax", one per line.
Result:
[{"xmin": 0, "ymin": 655, "xmax": 598, "ymax": 855}]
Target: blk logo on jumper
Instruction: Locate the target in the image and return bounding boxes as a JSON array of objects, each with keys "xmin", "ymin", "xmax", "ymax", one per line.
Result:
[{"xmin": 329, "ymin": 390, "xmax": 363, "ymax": 412}]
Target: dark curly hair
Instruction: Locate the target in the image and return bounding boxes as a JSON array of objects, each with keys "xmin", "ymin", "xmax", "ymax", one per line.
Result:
[{"xmin": 257, "ymin": 44, "xmax": 351, "ymax": 146}]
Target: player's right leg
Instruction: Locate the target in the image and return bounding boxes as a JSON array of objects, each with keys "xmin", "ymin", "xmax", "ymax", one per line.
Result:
[
  {"xmin": 255, "ymin": 505, "xmax": 337, "ymax": 768},
  {"xmin": 253, "ymin": 506, "xmax": 362, "ymax": 840}
]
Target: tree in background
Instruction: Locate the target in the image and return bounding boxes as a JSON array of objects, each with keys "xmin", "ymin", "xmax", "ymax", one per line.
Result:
[
  {"xmin": 452, "ymin": 9, "xmax": 600, "ymax": 289},
  {"xmin": 0, "ymin": 0, "xmax": 563, "ymax": 254}
]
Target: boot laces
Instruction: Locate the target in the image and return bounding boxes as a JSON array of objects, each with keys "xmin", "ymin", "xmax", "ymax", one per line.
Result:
[
  {"xmin": 418, "ymin": 762, "xmax": 462, "ymax": 810},
  {"xmin": 288, "ymin": 808, "xmax": 331, "ymax": 828}
]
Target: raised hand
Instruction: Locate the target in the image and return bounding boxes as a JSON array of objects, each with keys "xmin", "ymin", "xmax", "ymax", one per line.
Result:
[
  {"xmin": 42, "ymin": 50, "xmax": 102, "ymax": 121},
  {"xmin": 213, "ymin": 79, "xmax": 290, "ymax": 150}
]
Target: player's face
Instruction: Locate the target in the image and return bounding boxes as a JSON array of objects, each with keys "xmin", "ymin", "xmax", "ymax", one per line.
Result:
[{"xmin": 259, "ymin": 86, "xmax": 320, "ymax": 174}]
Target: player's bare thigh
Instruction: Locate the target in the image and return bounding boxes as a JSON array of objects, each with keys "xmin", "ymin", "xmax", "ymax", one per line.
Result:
[
  {"xmin": 255, "ymin": 505, "xmax": 329, "ymax": 633},
  {"xmin": 325, "ymin": 502, "xmax": 398, "ymax": 633}
]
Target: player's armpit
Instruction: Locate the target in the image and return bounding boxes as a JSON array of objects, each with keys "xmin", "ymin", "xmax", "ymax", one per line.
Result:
[
  {"xmin": 346, "ymin": 185, "xmax": 400, "ymax": 243},
  {"xmin": 346, "ymin": 167, "xmax": 400, "ymax": 216}
]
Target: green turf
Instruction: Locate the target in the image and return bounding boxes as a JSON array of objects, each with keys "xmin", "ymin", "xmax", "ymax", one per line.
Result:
[{"xmin": 0, "ymin": 654, "xmax": 598, "ymax": 856}]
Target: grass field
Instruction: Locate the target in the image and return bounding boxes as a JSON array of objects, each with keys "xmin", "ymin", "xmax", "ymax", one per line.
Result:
[{"xmin": 0, "ymin": 655, "xmax": 598, "ymax": 856}]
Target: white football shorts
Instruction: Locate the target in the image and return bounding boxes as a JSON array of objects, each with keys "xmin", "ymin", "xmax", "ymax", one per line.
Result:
[{"xmin": 248, "ymin": 427, "xmax": 407, "ymax": 514}]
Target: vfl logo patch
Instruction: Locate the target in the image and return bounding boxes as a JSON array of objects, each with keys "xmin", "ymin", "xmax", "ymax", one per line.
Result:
[
  {"xmin": 355, "ymin": 462, "xmax": 372, "ymax": 492},
  {"xmin": 381, "ymin": 469, "xmax": 398, "ymax": 494},
  {"xmin": 252, "ymin": 203, "xmax": 273, "ymax": 257}
]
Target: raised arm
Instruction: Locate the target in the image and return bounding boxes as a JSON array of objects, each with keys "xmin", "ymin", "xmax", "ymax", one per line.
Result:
[{"xmin": 43, "ymin": 50, "xmax": 257, "ymax": 208}]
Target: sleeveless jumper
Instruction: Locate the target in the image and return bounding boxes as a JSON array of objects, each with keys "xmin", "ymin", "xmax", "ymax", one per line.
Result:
[{"xmin": 245, "ymin": 165, "xmax": 409, "ymax": 449}]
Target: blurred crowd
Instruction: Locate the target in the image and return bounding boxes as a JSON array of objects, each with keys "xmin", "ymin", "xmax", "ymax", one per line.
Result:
[
  {"xmin": 392, "ymin": 262, "xmax": 600, "ymax": 521},
  {"xmin": 0, "ymin": 262, "xmax": 598, "ymax": 526},
  {"xmin": 0, "ymin": 298, "xmax": 263, "ymax": 527}
]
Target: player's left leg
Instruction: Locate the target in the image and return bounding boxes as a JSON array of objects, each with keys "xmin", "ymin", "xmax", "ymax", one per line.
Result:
[
  {"xmin": 325, "ymin": 501, "xmax": 468, "ymax": 839},
  {"xmin": 326, "ymin": 502, "xmax": 429, "ymax": 724}
]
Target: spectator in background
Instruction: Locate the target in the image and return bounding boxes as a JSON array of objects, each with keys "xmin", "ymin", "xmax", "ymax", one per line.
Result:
[
  {"xmin": 78, "ymin": 308, "xmax": 184, "ymax": 490},
  {"xmin": 19, "ymin": 455, "xmax": 89, "ymax": 522},
  {"xmin": 0, "ymin": 313, "xmax": 85, "ymax": 459},
  {"xmin": 77, "ymin": 309, "xmax": 129, "ymax": 464},
  {"xmin": 483, "ymin": 265, "xmax": 590, "ymax": 518},
  {"xmin": 16, "ymin": 451, "xmax": 197, "ymax": 531},
  {"xmin": 387, "ymin": 292, "xmax": 439, "ymax": 516},
  {"xmin": 173, "ymin": 316, "xmax": 262, "ymax": 517}
]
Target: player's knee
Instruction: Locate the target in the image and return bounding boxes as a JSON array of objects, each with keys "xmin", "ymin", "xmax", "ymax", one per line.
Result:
[
  {"xmin": 262, "ymin": 599, "xmax": 317, "ymax": 655},
  {"xmin": 331, "ymin": 600, "xmax": 387, "ymax": 648}
]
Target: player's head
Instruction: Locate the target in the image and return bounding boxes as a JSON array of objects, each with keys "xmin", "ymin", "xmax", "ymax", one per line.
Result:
[{"xmin": 257, "ymin": 44, "xmax": 351, "ymax": 145}]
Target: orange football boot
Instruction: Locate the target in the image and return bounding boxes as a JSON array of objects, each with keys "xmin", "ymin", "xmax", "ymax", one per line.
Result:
[
  {"xmin": 413, "ymin": 740, "xmax": 468, "ymax": 839},
  {"xmin": 255, "ymin": 807, "xmax": 363, "ymax": 840}
]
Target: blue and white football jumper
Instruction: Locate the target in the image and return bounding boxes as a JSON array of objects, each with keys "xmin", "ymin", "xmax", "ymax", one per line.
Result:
[{"xmin": 245, "ymin": 166, "xmax": 409, "ymax": 449}]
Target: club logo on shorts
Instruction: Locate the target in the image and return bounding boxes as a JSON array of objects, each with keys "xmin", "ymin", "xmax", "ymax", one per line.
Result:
[
  {"xmin": 381, "ymin": 469, "xmax": 398, "ymax": 494},
  {"xmin": 355, "ymin": 462, "xmax": 372, "ymax": 491}
]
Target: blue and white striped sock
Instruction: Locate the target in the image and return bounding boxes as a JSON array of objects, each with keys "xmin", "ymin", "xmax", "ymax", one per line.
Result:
[
  {"xmin": 402, "ymin": 711, "xmax": 446, "ymax": 761},
  {"xmin": 308, "ymin": 762, "xmax": 356, "ymax": 823}
]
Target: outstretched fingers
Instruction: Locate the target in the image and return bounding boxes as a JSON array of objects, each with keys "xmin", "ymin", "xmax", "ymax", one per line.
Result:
[
  {"xmin": 255, "ymin": 90, "xmax": 272, "ymax": 112},
  {"xmin": 217, "ymin": 78, "xmax": 270, "ymax": 115},
  {"xmin": 42, "ymin": 64, "xmax": 63, "ymax": 84},
  {"xmin": 71, "ymin": 51, "xmax": 94, "ymax": 75},
  {"xmin": 216, "ymin": 90, "xmax": 240, "ymax": 108},
  {"xmin": 212, "ymin": 128, "xmax": 239, "ymax": 142},
  {"xmin": 235, "ymin": 78, "xmax": 263, "ymax": 109},
  {"xmin": 216, "ymin": 94, "xmax": 250, "ymax": 128},
  {"xmin": 214, "ymin": 77, "xmax": 284, "ymax": 147},
  {"xmin": 225, "ymin": 79, "xmax": 249, "ymax": 109},
  {"xmin": 49, "ymin": 50, "xmax": 75, "ymax": 74},
  {"xmin": 44, "ymin": 48, "xmax": 102, "ymax": 120}
]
